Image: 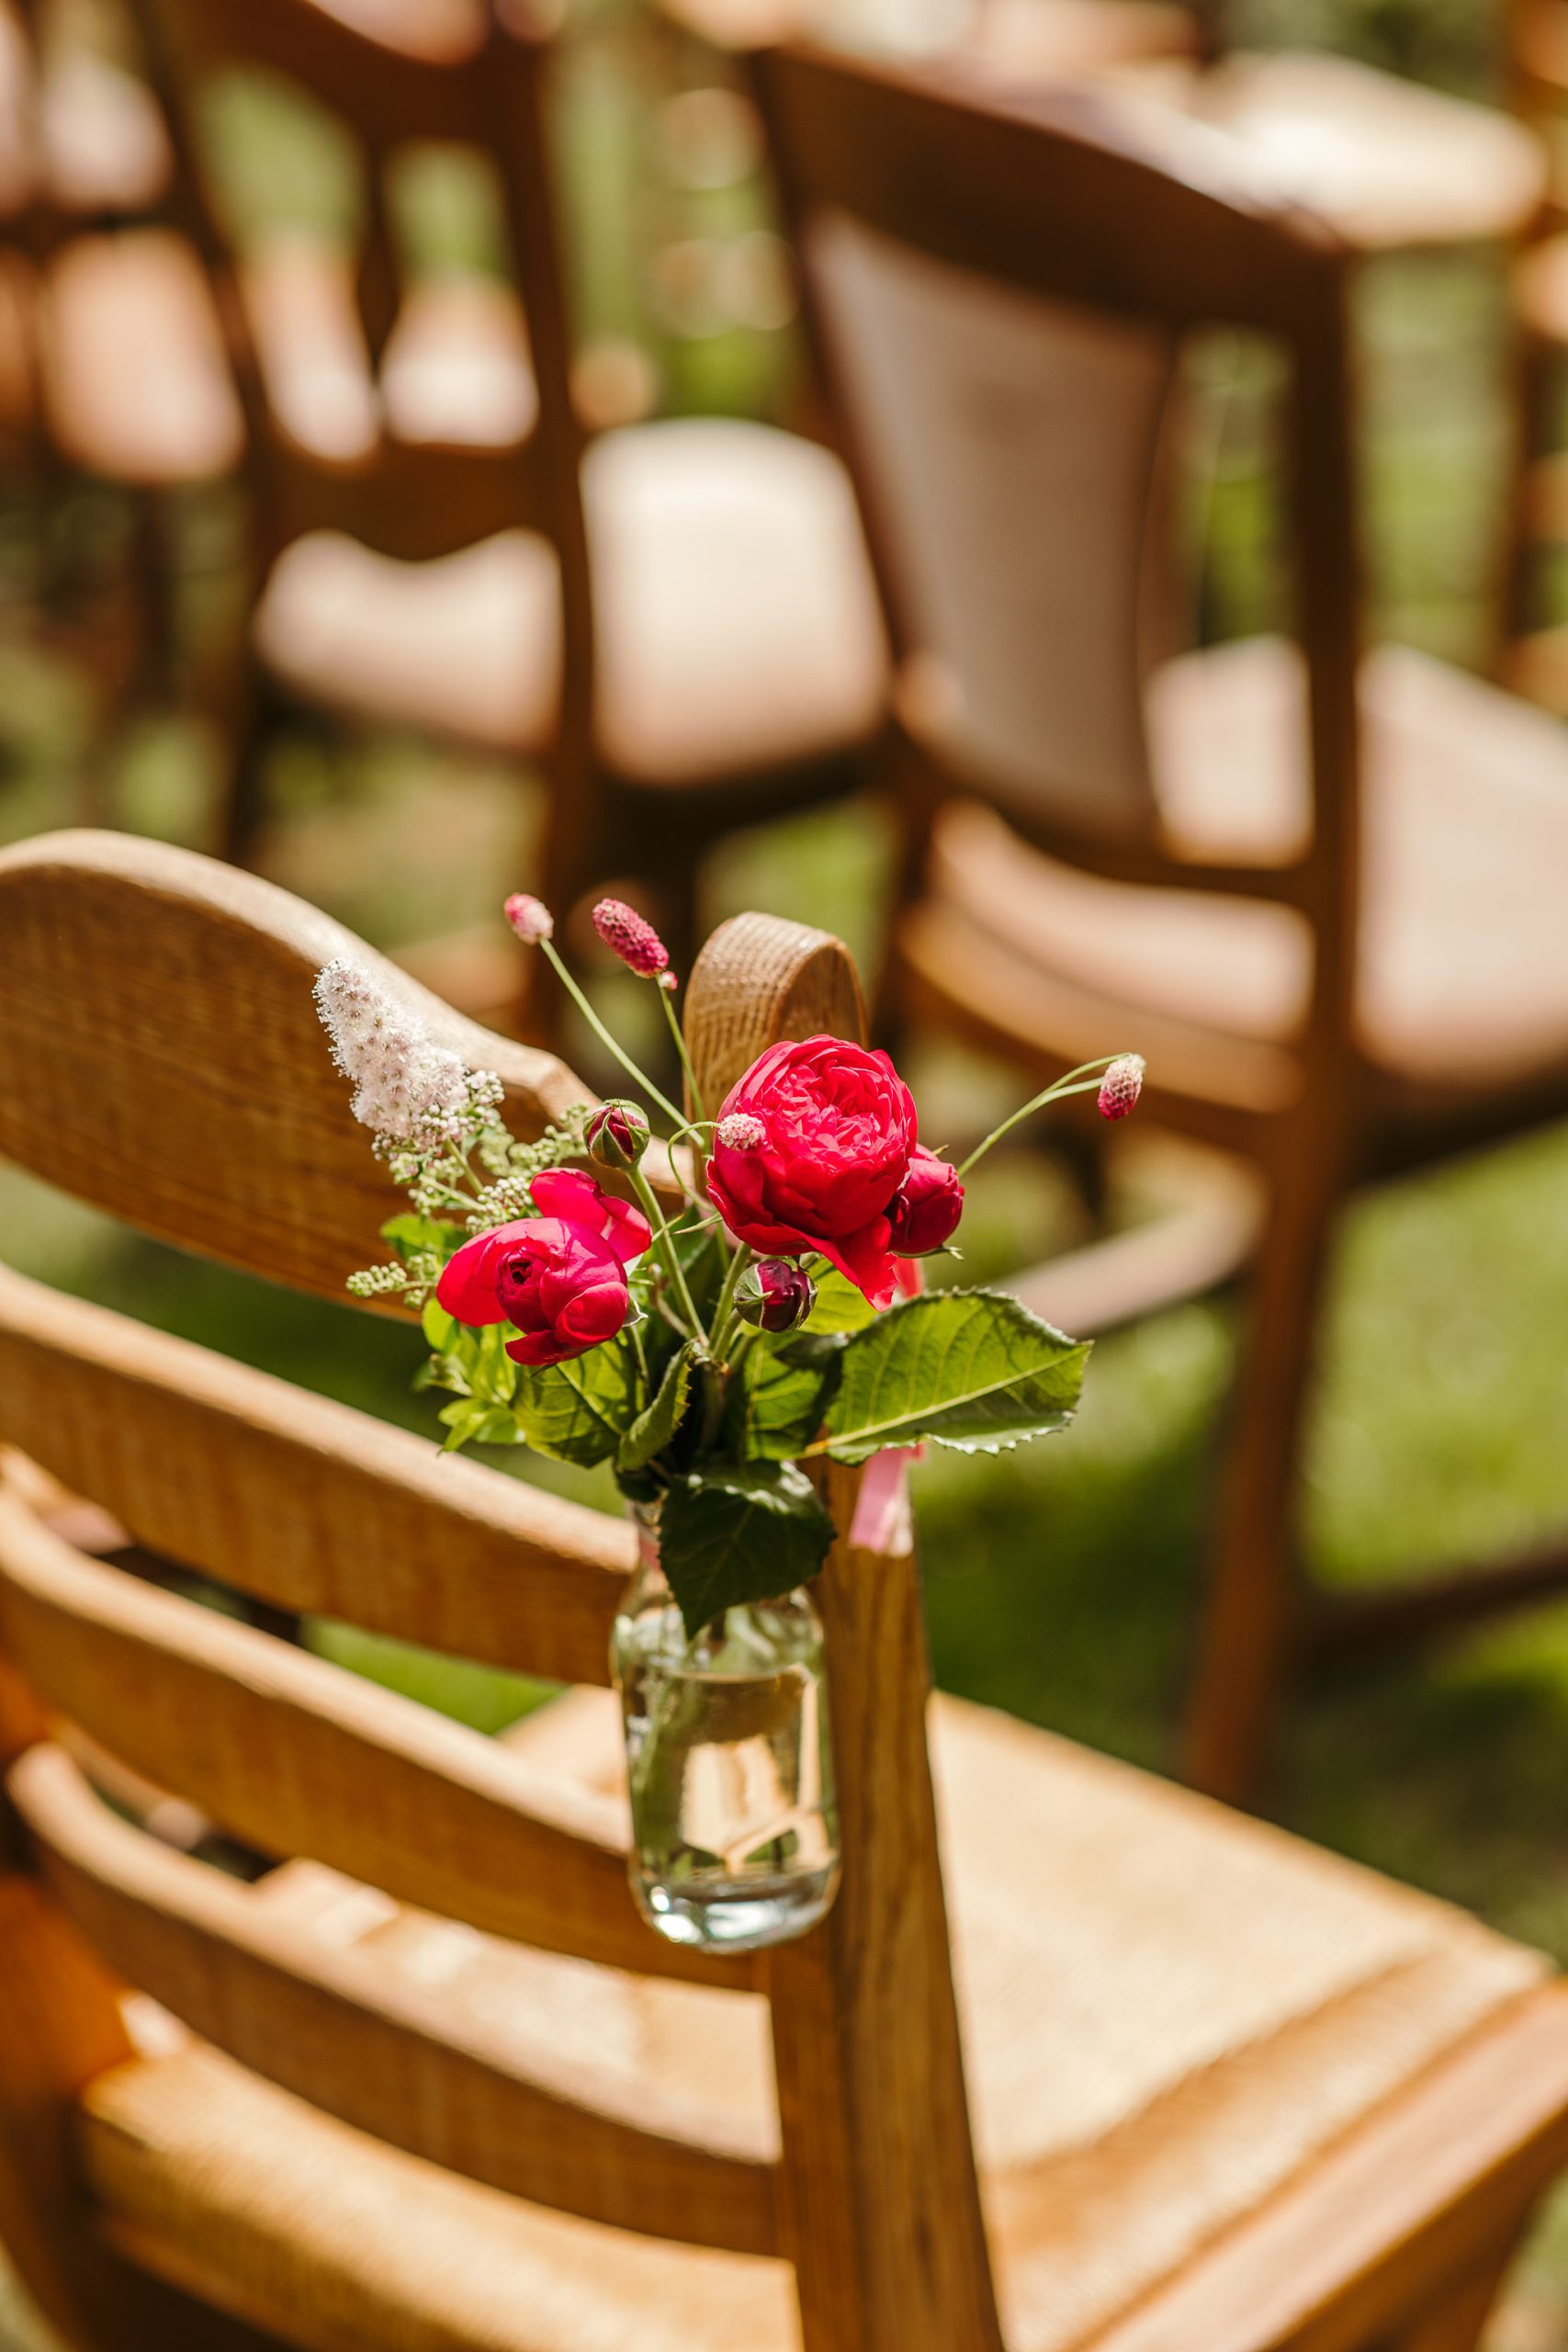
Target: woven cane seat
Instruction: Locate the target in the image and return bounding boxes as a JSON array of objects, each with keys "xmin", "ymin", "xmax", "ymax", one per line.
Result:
[
  {"xmin": 80, "ymin": 1685, "xmax": 1543, "ymax": 2352},
  {"xmin": 901, "ymin": 637, "xmax": 1568, "ymax": 1116}
]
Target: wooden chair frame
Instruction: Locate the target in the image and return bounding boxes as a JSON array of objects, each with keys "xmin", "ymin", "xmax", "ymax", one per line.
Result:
[
  {"xmin": 126, "ymin": 0, "xmax": 884, "ymax": 991},
  {"xmin": 6, "ymin": 832, "xmax": 1568, "ymax": 2352},
  {"xmin": 750, "ymin": 40, "xmax": 1568, "ymax": 1804}
]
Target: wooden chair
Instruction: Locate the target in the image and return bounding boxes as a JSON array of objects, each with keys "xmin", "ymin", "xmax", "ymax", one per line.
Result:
[
  {"xmin": 6, "ymin": 828, "xmax": 1568, "ymax": 2352},
  {"xmin": 128, "ymin": 0, "xmax": 887, "ymax": 1000},
  {"xmin": 750, "ymin": 40, "xmax": 1568, "ymax": 1807},
  {"xmin": 1501, "ymin": 0, "xmax": 1568, "ymax": 703}
]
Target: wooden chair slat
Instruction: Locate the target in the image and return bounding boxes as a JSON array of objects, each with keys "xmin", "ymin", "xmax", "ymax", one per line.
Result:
[
  {"xmin": 11, "ymin": 1744, "xmax": 778, "ymax": 2255},
  {"xmin": 0, "ymin": 831, "xmax": 587, "ymax": 1306},
  {"xmin": 142, "ymin": 0, "xmax": 495, "ymax": 151},
  {"xmin": 0, "ymin": 1491, "xmax": 753, "ymax": 1991},
  {"xmin": 0, "ymin": 1262, "xmax": 630, "ymax": 1686}
]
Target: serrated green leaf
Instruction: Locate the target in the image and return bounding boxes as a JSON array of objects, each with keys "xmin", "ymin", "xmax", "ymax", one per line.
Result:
[
  {"xmin": 802, "ymin": 1265, "xmax": 879, "ymax": 1334},
  {"xmin": 660, "ymin": 1462, "xmax": 836, "ymax": 1639},
  {"xmin": 513, "ymin": 1341, "xmax": 637, "ymax": 1466},
  {"xmin": 618, "ymin": 1341, "xmax": 697, "ymax": 1474},
  {"xmin": 816, "ymin": 1289, "xmax": 1089, "ymax": 1463},
  {"xmin": 723, "ymin": 1334, "xmax": 840, "ymax": 1461},
  {"xmin": 471, "ymin": 1321, "xmax": 518, "ymax": 1407}
]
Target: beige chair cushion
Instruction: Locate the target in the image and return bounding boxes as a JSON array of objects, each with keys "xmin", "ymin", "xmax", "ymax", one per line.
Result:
[
  {"xmin": 39, "ymin": 228, "xmax": 245, "ymax": 487},
  {"xmin": 1095, "ymin": 51, "xmax": 1546, "ymax": 251},
  {"xmin": 82, "ymin": 1687, "xmax": 1543, "ymax": 2352},
  {"xmin": 913, "ymin": 636, "xmax": 1568, "ymax": 1100},
  {"xmin": 251, "ymin": 418, "xmax": 887, "ymax": 783}
]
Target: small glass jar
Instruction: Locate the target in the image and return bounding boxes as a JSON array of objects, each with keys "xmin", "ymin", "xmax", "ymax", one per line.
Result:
[{"xmin": 610, "ymin": 1505, "xmax": 840, "ymax": 1954}]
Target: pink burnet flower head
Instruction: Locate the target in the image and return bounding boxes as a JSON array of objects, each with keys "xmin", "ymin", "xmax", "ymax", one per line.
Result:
[
  {"xmin": 886, "ymin": 1146, "xmax": 964, "ymax": 1257},
  {"xmin": 314, "ymin": 958, "xmax": 470, "ymax": 1143},
  {"xmin": 435, "ymin": 1170, "xmax": 651, "ymax": 1368},
  {"xmin": 716, "ymin": 1112, "xmax": 767, "ymax": 1152},
  {"xmin": 504, "ymin": 892, "xmax": 554, "ymax": 945},
  {"xmin": 592, "ymin": 898, "xmax": 671, "ymax": 981},
  {"xmin": 1098, "ymin": 1055, "xmax": 1145, "ymax": 1122},
  {"xmin": 705, "ymin": 1035, "xmax": 918, "ymax": 1308}
]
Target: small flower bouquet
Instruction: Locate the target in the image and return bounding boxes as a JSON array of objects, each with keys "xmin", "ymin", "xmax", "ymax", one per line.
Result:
[{"xmin": 317, "ymin": 896, "xmax": 1141, "ymax": 1952}]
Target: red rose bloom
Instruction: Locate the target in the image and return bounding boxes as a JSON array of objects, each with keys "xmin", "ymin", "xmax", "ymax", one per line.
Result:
[
  {"xmin": 435, "ymin": 1170, "xmax": 649, "ymax": 1368},
  {"xmin": 705, "ymin": 1035, "xmax": 917, "ymax": 1306},
  {"xmin": 886, "ymin": 1147, "xmax": 964, "ymax": 1256}
]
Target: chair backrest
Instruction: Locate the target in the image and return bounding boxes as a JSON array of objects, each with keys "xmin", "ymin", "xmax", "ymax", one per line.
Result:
[
  {"xmin": 127, "ymin": 0, "xmax": 595, "ymax": 711},
  {"xmin": 753, "ymin": 39, "xmax": 1362, "ymax": 948},
  {"xmin": 0, "ymin": 831, "xmax": 998, "ymax": 2352}
]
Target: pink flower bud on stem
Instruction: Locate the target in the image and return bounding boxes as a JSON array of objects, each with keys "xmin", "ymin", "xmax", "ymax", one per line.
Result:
[
  {"xmin": 503, "ymin": 892, "xmax": 554, "ymax": 945},
  {"xmin": 1098, "ymin": 1054, "xmax": 1145, "ymax": 1121},
  {"xmin": 592, "ymin": 898, "xmax": 671, "ymax": 981}
]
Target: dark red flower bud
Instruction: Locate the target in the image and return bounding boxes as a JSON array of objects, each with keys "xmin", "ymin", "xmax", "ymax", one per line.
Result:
[
  {"xmin": 886, "ymin": 1147, "xmax": 964, "ymax": 1257},
  {"xmin": 586, "ymin": 1099, "xmax": 650, "ymax": 1171},
  {"xmin": 592, "ymin": 897, "xmax": 671, "ymax": 980},
  {"xmin": 736, "ymin": 1258, "xmax": 816, "ymax": 1334}
]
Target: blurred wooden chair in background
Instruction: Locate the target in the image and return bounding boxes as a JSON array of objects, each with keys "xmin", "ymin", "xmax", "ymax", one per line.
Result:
[
  {"xmin": 130, "ymin": 0, "xmax": 887, "ymax": 1007},
  {"xmin": 5, "ymin": 829, "xmax": 1568, "ymax": 2352},
  {"xmin": 1502, "ymin": 0, "xmax": 1568, "ymax": 703},
  {"xmin": 0, "ymin": 0, "xmax": 243, "ymax": 710},
  {"xmin": 755, "ymin": 41, "xmax": 1568, "ymax": 1806}
]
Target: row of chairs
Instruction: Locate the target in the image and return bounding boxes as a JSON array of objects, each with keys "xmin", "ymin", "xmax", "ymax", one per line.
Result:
[
  {"xmin": 8, "ymin": 28, "xmax": 1568, "ymax": 2352},
  {"xmin": 10, "ymin": 0, "xmax": 1568, "ymax": 1804}
]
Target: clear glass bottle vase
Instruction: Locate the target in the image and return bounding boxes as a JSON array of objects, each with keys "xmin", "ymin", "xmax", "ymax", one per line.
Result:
[{"xmin": 610, "ymin": 1504, "xmax": 840, "ymax": 1954}]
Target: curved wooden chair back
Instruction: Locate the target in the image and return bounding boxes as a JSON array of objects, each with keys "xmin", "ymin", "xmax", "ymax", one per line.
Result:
[
  {"xmin": 0, "ymin": 831, "xmax": 997, "ymax": 2352},
  {"xmin": 754, "ymin": 40, "xmax": 1362, "ymax": 987},
  {"xmin": 128, "ymin": 0, "xmax": 592, "ymax": 635}
]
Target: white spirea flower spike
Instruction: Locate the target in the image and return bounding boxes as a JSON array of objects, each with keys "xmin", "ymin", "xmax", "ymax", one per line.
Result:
[{"xmin": 312, "ymin": 958, "xmax": 471, "ymax": 1145}]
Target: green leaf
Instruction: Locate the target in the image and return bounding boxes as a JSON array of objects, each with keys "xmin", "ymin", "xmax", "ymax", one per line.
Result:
[
  {"xmin": 471, "ymin": 1322, "xmax": 518, "ymax": 1408},
  {"xmin": 660, "ymin": 1462, "xmax": 836, "ymax": 1639},
  {"xmin": 802, "ymin": 1265, "xmax": 879, "ymax": 1334},
  {"xmin": 383, "ymin": 1213, "xmax": 465, "ymax": 1265},
  {"xmin": 723, "ymin": 1334, "xmax": 840, "ymax": 1461},
  {"xmin": 436, "ymin": 1398, "xmax": 523, "ymax": 1453},
  {"xmin": 817, "ymin": 1289, "xmax": 1089, "ymax": 1463},
  {"xmin": 422, "ymin": 1298, "xmax": 457, "ymax": 1351},
  {"xmin": 618, "ymin": 1341, "xmax": 698, "ymax": 1475},
  {"xmin": 512, "ymin": 1341, "xmax": 637, "ymax": 1466}
]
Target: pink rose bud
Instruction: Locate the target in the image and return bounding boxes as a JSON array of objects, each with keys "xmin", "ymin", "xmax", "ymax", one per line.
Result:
[
  {"xmin": 716, "ymin": 1111, "xmax": 767, "ymax": 1151},
  {"xmin": 592, "ymin": 897, "xmax": 671, "ymax": 980},
  {"xmin": 586, "ymin": 1099, "xmax": 650, "ymax": 1171},
  {"xmin": 736, "ymin": 1258, "xmax": 816, "ymax": 1334},
  {"xmin": 1098, "ymin": 1054, "xmax": 1145, "ymax": 1122},
  {"xmin": 886, "ymin": 1147, "xmax": 964, "ymax": 1257},
  {"xmin": 504, "ymin": 892, "xmax": 554, "ymax": 944}
]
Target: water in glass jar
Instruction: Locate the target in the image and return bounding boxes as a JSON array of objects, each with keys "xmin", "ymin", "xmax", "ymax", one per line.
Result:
[{"xmin": 613, "ymin": 1584, "xmax": 840, "ymax": 1954}]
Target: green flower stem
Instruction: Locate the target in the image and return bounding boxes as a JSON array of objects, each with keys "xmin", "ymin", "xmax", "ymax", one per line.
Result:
[
  {"xmin": 707, "ymin": 1242, "xmax": 755, "ymax": 1367},
  {"xmin": 660, "ymin": 986, "xmax": 706, "ymax": 1125},
  {"xmin": 956, "ymin": 1059, "xmax": 1127, "ymax": 1180},
  {"xmin": 536, "ymin": 939, "xmax": 686, "ymax": 1132},
  {"xmin": 626, "ymin": 1162, "xmax": 705, "ymax": 1338}
]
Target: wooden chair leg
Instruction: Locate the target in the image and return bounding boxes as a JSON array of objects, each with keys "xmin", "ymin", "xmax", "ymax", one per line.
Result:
[{"xmin": 1181, "ymin": 1158, "xmax": 1338, "ymax": 1804}]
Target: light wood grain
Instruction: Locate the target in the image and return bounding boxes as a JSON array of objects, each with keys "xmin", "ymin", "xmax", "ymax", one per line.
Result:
[
  {"xmin": 12, "ymin": 1742, "xmax": 777, "ymax": 2253},
  {"xmin": 0, "ymin": 1488, "xmax": 750, "ymax": 1991},
  {"xmin": 684, "ymin": 920, "xmax": 1003, "ymax": 2352},
  {"xmin": 0, "ymin": 1261, "xmax": 631, "ymax": 1686},
  {"xmin": 0, "ymin": 830, "xmax": 586, "ymax": 1303}
]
